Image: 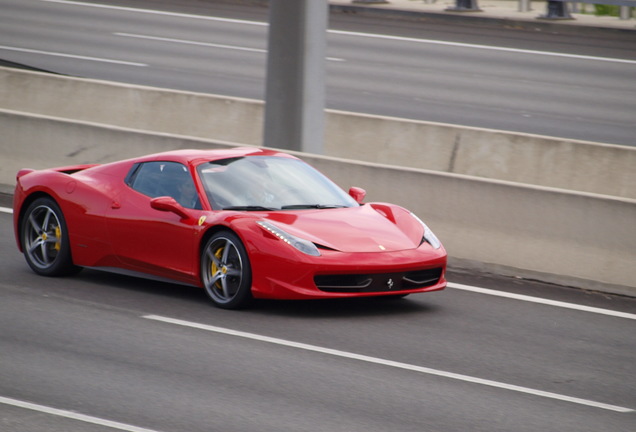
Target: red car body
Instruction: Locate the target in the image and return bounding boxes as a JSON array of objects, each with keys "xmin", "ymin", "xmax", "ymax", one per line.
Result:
[{"xmin": 13, "ymin": 147, "xmax": 446, "ymax": 308}]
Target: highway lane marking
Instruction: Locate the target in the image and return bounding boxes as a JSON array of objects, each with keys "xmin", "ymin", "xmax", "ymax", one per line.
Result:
[
  {"xmin": 328, "ymin": 30, "xmax": 636, "ymax": 65},
  {"xmin": 0, "ymin": 45, "xmax": 147, "ymax": 67},
  {"xmin": 115, "ymin": 32, "xmax": 268, "ymax": 54},
  {"xmin": 448, "ymin": 282, "xmax": 636, "ymax": 320},
  {"xmin": 0, "ymin": 206, "xmax": 12, "ymax": 214},
  {"xmin": 39, "ymin": 0, "xmax": 636, "ymax": 66},
  {"xmin": 0, "ymin": 396, "xmax": 163, "ymax": 432},
  {"xmin": 144, "ymin": 314, "xmax": 634, "ymax": 413},
  {"xmin": 40, "ymin": 0, "xmax": 268, "ymax": 26},
  {"xmin": 114, "ymin": 33, "xmax": 346, "ymax": 62}
]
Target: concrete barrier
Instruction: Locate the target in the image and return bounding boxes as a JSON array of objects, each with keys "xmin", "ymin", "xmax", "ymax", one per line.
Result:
[
  {"xmin": 0, "ymin": 109, "xmax": 233, "ymax": 186},
  {"xmin": 0, "ymin": 67, "xmax": 263, "ymax": 146},
  {"xmin": 2, "ymin": 66, "xmax": 635, "ymax": 199},
  {"xmin": 1, "ymin": 109, "xmax": 634, "ymax": 296},
  {"xmin": 324, "ymin": 110, "xmax": 636, "ymax": 199}
]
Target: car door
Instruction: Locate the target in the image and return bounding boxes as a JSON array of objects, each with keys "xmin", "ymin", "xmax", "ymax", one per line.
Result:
[{"xmin": 105, "ymin": 161, "xmax": 201, "ymax": 284}]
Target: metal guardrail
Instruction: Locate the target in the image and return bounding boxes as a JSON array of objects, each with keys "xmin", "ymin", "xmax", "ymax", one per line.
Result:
[
  {"xmin": 533, "ymin": 0, "xmax": 635, "ymax": 20},
  {"xmin": 567, "ymin": 0, "xmax": 635, "ymax": 5},
  {"xmin": 570, "ymin": 0, "xmax": 635, "ymax": 19},
  {"xmin": 442, "ymin": 0, "xmax": 634, "ymax": 20}
]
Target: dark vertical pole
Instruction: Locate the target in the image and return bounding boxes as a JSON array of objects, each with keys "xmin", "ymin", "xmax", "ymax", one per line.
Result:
[
  {"xmin": 263, "ymin": 0, "xmax": 328, "ymax": 154},
  {"xmin": 539, "ymin": 0, "xmax": 573, "ymax": 19},
  {"xmin": 445, "ymin": 0, "xmax": 482, "ymax": 12}
]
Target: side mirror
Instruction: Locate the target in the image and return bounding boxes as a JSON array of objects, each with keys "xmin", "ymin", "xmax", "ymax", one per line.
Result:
[
  {"xmin": 150, "ymin": 196, "xmax": 190, "ymax": 219},
  {"xmin": 348, "ymin": 187, "xmax": 366, "ymax": 204}
]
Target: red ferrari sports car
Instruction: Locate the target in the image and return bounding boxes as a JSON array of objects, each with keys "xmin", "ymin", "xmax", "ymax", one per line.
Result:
[{"xmin": 13, "ymin": 147, "xmax": 446, "ymax": 309}]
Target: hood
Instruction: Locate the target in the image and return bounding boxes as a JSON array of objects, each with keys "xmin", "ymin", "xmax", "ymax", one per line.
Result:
[{"xmin": 264, "ymin": 204, "xmax": 424, "ymax": 253}]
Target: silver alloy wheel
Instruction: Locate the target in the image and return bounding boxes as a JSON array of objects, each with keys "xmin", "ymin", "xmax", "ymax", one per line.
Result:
[
  {"xmin": 24, "ymin": 204, "xmax": 63, "ymax": 270},
  {"xmin": 202, "ymin": 234, "xmax": 248, "ymax": 307}
]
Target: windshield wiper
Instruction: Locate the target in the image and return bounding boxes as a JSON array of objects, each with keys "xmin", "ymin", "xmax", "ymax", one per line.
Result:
[
  {"xmin": 222, "ymin": 205, "xmax": 277, "ymax": 211},
  {"xmin": 281, "ymin": 204, "xmax": 349, "ymax": 210}
]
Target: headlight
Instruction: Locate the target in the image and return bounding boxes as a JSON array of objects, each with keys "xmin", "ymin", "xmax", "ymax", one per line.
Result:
[
  {"xmin": 257, "ymin": 221, "xmax": 321, "ymax": 256},
  {"xmin": 410, "ymin": 213, "xmax": 442, "ymax": 250}
]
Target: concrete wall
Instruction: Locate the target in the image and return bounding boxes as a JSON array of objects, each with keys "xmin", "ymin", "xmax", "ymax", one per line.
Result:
[
  {"xmin": 0, "ymin": 109, "xmax": 233, "ymax": 185},
  {"xmin": 2, "ymin": 66, "xmax": 635, "ymax": 199},
  {"xmin": 1, "ymin": 109, "xmax": 634, "ymax": 296},
  {"xmin": 324, "ymin": 110, "xmax": 636, "ymax": 199},
  {"xmin": 0, "ymin": 67, "xmax": 263, "ymax": 146}
]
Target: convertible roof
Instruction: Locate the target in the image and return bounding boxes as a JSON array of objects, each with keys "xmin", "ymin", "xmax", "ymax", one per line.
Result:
[
  {"xmin": 138, "ymin": 147, "xmax": 295, "ymax": 166},
  {"xmin": 52, "ymin": 147, "xmax": 298, "ymax": 179}
]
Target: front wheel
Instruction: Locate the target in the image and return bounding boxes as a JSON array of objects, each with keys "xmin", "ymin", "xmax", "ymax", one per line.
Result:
[
  {"xmin": 201, "ymin": 231, "xmax": 252, "ymax": 309},
  {"xmin": 21, "ymin": 197, "xmax": 80, "ymax": 276}
]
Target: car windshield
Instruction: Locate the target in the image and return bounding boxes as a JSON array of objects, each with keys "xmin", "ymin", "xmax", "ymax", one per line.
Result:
[{"xmin": 196, "ymin": 156, "xmax": 358, "ymax": 211}]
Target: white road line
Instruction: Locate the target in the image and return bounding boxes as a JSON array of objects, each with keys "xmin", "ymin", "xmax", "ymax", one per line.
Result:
[
  {"xmin": 448, "ymin": 282, "xmax": 636, "ymax": 320},
  {"xmin": 0, "ymin": 206, "xmax": 13, "ymax": 214},
  {"xmin": 115, "ymin": 32, "xmax": 267, "ymax": 54},
  {"xmin": 144, "ymin": 314, "xmax": 634, "ymax": 413},
  {"xmin": 114, "ymin": 32, "xmax": 345, "ymax": 62},
  {"xmin": 40, "ymin": 0, "xmax": 267, "ymax": 26},
  {"xmin": 328, "ymin": 30, "xmax": 636, "ymax": 65},
  {"xmin": 40, "ymin": 0, "xmax": 636, "ymax": 65},
  {"xmin": 0, "ymin": 396, "xmax": 163, "ymax": 432},
  {"xmin": 0, "ymin": 45, "xmax": 147, "ymax": 66}
]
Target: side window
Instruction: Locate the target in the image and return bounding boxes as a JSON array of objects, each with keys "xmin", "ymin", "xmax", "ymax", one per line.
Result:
[
  {"xmin": 128, "ymin": 162, "xmax": 160, "ymax": 198},
  {"xmin": 128, "ymin": 162, "xmax": 201, "ymax": 209}
]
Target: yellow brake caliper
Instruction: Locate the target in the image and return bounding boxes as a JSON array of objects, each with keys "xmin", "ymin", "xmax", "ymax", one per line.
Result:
[
  {"xmin": 211, "ymin": 247, "xmax": 224, "ymax": 289},
  {"xmin": 54, "ymin": 225, "xmax": 61, "ymax": 251}
]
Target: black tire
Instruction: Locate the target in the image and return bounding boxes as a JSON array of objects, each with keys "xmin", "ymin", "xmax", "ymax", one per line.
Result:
[
  {"xmin": 201, "ymin": 231, "xmax": 253, "ymax": 309},
  {"xmin": 21, "ymin": 197, "xmax": 80, "ymax": 276}
]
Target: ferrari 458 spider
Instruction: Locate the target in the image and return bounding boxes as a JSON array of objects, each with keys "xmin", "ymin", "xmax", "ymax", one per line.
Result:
[{"xmin": 13, "ymin": 147, "xmax": 446, "ymax": 309}]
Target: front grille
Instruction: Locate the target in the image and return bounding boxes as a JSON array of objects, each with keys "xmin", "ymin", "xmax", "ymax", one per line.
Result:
[{"xmin": 314, "ymin": 268, "xmax": 443, "ymax": 293}]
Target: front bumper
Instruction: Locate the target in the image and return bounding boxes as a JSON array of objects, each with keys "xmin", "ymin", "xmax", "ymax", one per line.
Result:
[{"xmin": 248, "ymin": 243, "xmax": 447, "ymax": 300}]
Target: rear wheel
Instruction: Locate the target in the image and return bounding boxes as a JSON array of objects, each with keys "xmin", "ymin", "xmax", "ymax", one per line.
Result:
[
  {"xmin": 201, "ymin": 231, "xmax": 252, "ymax": 309},
  {"xmin": 21, "ymin": 197, "xmax": 79, "ymax": 276}
]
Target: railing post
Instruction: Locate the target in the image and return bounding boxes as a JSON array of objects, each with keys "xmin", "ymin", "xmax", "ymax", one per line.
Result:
[
  {"xmin": 519, "ymin": 0, "xmax": 532, "ymax": 12},
  {"xmin": 619, "ymin": 5, "xmax": 630, "ymax": 19},
  {"xmin": 445, "ymin": 0, "xmax": 482, "ymax": 12},
  {"xmin": 538, "ymin": 0, "xmax": 573, "ymax": 19}
]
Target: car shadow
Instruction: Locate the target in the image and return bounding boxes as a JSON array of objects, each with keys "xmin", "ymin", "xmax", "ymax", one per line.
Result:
[
  {"xmin": 250, "ymin": 295, "xmax": 439, "ymax": 318},
  {"xmin": 73, "ymin": 269, "xmax": 441, "ymax": 318},
  {"xmin": 74, "ymin": 269, "xmax": 205, "ymax": 302}
]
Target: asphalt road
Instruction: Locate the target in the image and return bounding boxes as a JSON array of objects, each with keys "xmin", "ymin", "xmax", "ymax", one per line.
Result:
[
  {"xmin": 1, "ymin": 0, "xmax": 635, "ymax": 146},
  {"xmin": 1, "ymin": 194, "xmax": 635, "ymax": 432},
  {"xmin": 1, "ymin": 5, "xmax": 636, "ymax": 428}
]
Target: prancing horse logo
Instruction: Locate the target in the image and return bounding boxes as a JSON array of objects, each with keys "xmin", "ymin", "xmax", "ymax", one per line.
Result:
[{"xmin": 386, "ymin": 278, "xmax": 394, "ymax": 289}]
